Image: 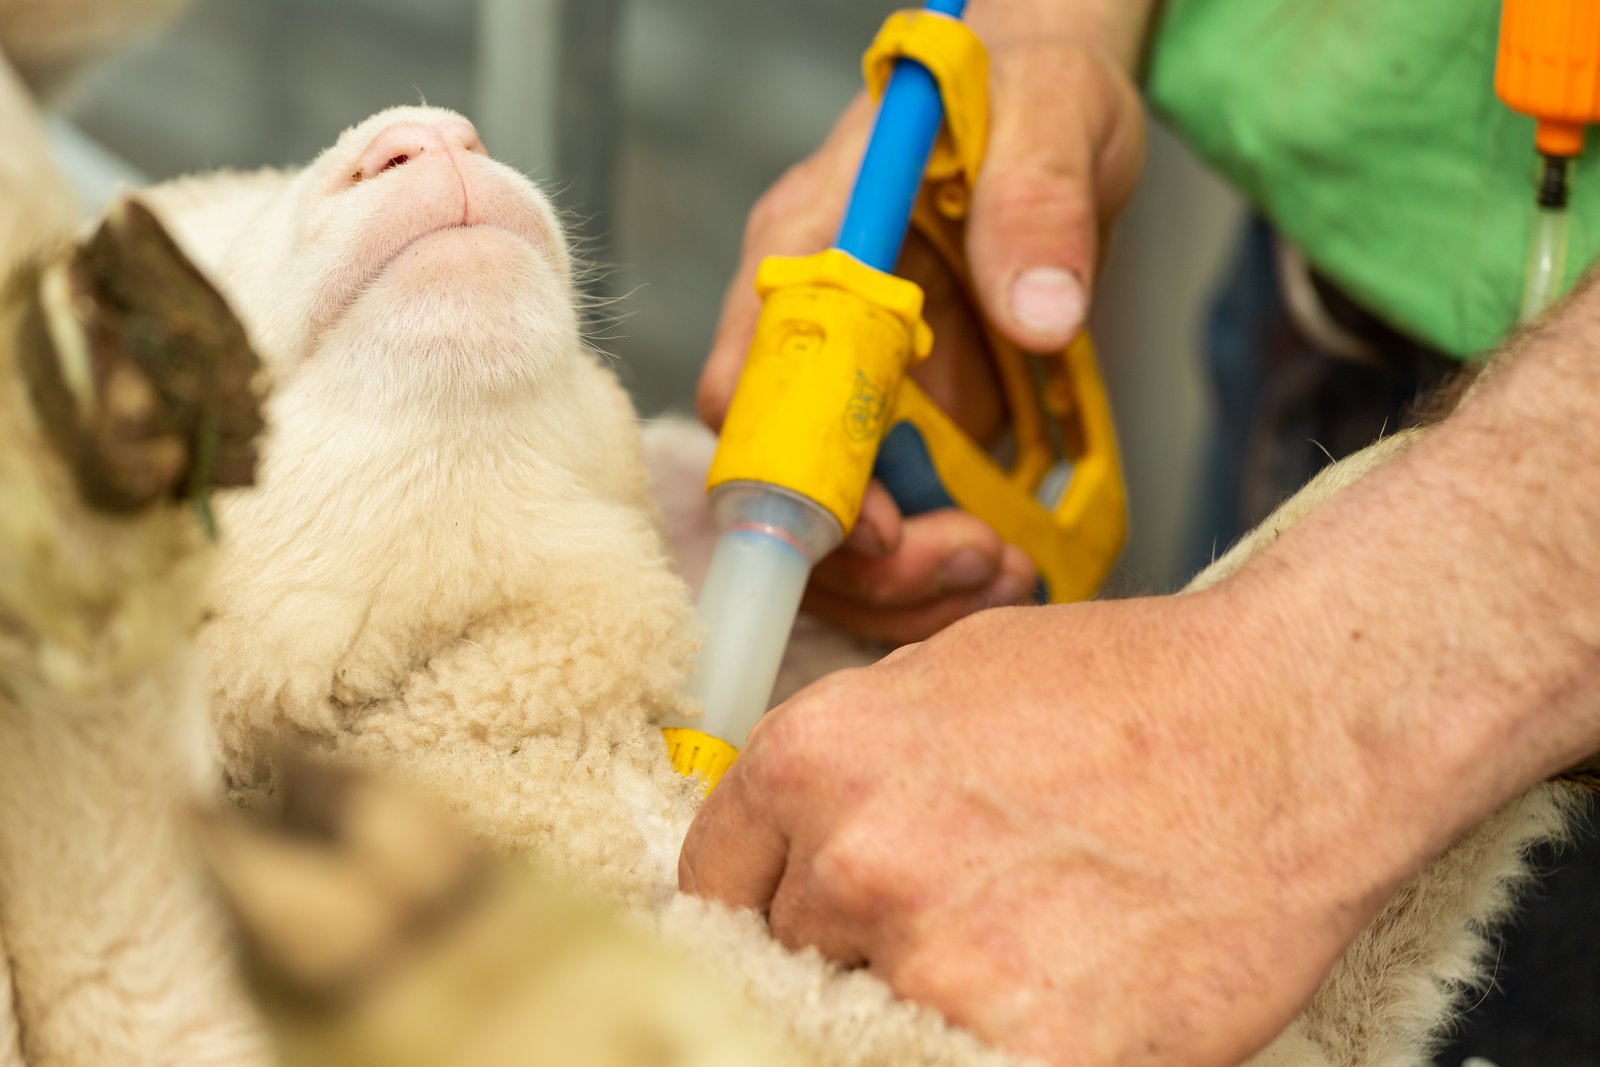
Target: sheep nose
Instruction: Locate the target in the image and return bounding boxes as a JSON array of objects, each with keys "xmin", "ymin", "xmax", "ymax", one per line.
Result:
[{"xmin": 352, "ymin": 119, "xmax": 486, "ymax": 183}]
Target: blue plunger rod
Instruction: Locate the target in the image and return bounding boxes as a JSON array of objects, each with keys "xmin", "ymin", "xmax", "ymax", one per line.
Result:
[
  {"xmin": 834, "ymin": 0, "xmax": 967, "ymax": 273},
  {"xmin": 835, "ymin": 0, "xmax": 968, "ymax": 514}
]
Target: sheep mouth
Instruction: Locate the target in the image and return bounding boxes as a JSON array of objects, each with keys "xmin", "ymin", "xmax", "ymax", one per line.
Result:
[
  {"xmin": 363, "ymin": 221, "xmax": 545, "ymax": 294},
  {"xmin": 316, "ymin": 222, "xmax": 541, "ymax": 345},
  {"xmin": 381, "ymin": 222, "xmax": 526, "ymax": 268}
]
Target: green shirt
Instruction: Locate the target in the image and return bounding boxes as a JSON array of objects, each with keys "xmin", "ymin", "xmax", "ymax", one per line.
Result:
[{"xmin": 1149, "ymin": 0, "xmax": 1595, "ymax": 360}]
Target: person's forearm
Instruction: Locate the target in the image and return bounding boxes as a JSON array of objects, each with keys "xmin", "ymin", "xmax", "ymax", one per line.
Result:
[
  {"xmin": 1217, "ymin": 281, "xmax": 1600, "ymax": 885},
  {"xmin": 967, "ymin": 0, "xmax": 1160, "ymax": 74}
]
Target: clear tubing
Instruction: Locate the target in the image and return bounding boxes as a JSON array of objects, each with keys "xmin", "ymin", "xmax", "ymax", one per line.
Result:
[
  {"xmin": 1520, "ymin": 204, "xmax": 1570, "ymax": 324},
  {"xmin": 684, "ymin": 484, "xmax": 843, "ymax": 745}
]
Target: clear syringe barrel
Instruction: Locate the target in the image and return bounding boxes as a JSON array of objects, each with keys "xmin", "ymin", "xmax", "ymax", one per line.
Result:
[{"xmin": 687, "ymin": 483, "xmax": 843, "ymax": 745}]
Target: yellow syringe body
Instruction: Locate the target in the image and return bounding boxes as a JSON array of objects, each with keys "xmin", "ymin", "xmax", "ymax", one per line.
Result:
[{"xmin": 663, "ymin": 251, "xmax": 933, "ymax": 791}]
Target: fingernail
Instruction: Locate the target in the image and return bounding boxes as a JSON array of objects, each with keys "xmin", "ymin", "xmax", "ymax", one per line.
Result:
[
  {"xmin": 846, "ymin": 521, "xmax": 887, "ymax": 557},
  {"xmin": 938, "ymin": 548, "xmax": 998, "ymax": 592},
  {"xmin": 1009, "ymin": 267, "xmax": 1085, "ymax": 338},
  {"xmin": 975, "ymin": 574, "xmax": 1034, "ymax": 610}
]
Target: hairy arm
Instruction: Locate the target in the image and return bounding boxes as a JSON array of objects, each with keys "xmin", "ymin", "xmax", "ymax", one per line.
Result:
[{"xmin": 1231, "ymin": 288, "xmax": 1600, "ymax": 866}]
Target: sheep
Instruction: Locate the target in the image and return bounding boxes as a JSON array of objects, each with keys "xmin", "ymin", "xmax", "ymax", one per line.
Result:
[
  {"xmin": 0, "ymin": 201, "xmax": 270, "ymax": 1065},
  {"xmin": 140, "ymin": 111, "xmax": 710, "ymax": 909},
  {"xmin": 122, "ymin": 103, "xmax": 1582, "ymax": 1067},
  {"xmin": 132, "ymin": 107, "xmax": 1009, "ymax": 1064},
  {"xmin": 0, "ymin": 4, "xmax": 265, "ymax": 1061}
]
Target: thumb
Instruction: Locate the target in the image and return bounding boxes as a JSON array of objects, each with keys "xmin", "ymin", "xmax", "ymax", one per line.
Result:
[{"xmin": 965, "ymin": 42, "xmax": 1144, "ymax": 353}]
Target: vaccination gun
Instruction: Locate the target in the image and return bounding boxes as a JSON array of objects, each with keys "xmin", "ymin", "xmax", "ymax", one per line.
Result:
[{"xmin": 663, "ymin": 0, "xmax": 1127, "ymax": 790}]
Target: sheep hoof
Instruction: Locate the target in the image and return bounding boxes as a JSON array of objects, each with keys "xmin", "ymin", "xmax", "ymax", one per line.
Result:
[{"xmin": 15, "ymin": 196, "xmax": 265, "ymax": 522}]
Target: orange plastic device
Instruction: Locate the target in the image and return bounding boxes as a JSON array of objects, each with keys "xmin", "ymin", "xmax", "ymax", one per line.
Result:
[{"xmin": 1497, "ymin": 0, "xmax": 1600, "ymax": 157}]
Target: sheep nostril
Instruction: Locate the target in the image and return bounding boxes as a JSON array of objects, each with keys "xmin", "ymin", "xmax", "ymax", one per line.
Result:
[
  {"xmin": 351, "ymin": 148, "xmax": 420, "ymax": 184},
  {"xmin": 350, "ymin": 121, "xmax": 478, "ymax": 186}
]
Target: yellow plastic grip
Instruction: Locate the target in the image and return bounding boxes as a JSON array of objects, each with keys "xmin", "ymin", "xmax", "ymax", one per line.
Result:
[
  {"xmin": 900, "ymin": 194, "xmax": 1128, "ymax": 602},
  {"xmin": 887, "ymin": 335, "xmax": 1126, "ymax": 604},
  {"xmin": 662, "ymin": 728, "xmax": 740, "ymax": 793},
  {"xmin": 863, "ymin": 9, "xmax": 989, "ymax": 217},
  {"xmin": 707, "ymin": 249, "xmax": 933, "ymax": 534}
]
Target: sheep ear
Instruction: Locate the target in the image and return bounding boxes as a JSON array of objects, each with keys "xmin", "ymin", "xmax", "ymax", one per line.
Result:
[{"xmin": 15, "ymin": 195, "xmax": 264, "ymax": 526}]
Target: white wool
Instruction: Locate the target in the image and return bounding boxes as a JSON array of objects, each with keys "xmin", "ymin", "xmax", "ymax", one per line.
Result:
[{"xmin": 133, "ymin": 106, "xmax": 1028, "ymax": 1062}]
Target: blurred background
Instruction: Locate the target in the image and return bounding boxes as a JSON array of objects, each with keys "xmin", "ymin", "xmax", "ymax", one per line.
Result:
[{"xmin": 52, "ymin": 0, "xmax": 1244, "ymax": 591}]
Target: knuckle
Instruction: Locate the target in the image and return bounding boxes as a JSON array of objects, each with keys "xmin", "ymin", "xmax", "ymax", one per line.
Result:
[
  {"xmin": 676, "ymin": 844, "xmax": 700, "ymax": 894},
  {"xmin": 809, "ymin": 825, "xmax": 899, "ymax": 919},
  {"xmin": 937, "ymin": 606, "xmax": 1007, "ymax": 652},
  {"xmin": 878, "ymin": 640, "xmax": 923, "ymax": 667},
  {"xmin": 742, "ymin": 193, "xmax": 783, "ymax": 250},
  {"xmin": 881, "ymin": 944, "xmax": 972, "ymax": 1017},
  {"xmin": 991, "ymin": 35, "xmax": 1126, "ymax": 107},
  {"xmin": 977, "ymin": 42, "xmax": 1144, "ymax": 221},
  {"xmin": 765, "ymin": 888, "xmax": 812, "ymax": 951},
  {"xmin": 746, "ymin": 674, "xmax": 865, "ymax": 792},
  {"xmin": 982, "ymin": 168, "xmax": 1095, "ymax": 234},
  {"xmin": 745, "ymin": 696, "xmax": 829, "ymax": 794}
]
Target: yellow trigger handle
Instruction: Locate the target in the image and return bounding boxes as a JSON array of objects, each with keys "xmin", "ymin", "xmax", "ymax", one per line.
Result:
[{"xmin": 901, "ymin": 188, "xmax": 1128, "ymax": 604}]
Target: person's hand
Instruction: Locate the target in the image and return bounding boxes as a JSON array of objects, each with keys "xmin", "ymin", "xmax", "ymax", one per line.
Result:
[
  {"xmin": 684, "ymin": 269, "xmax": 1600, "ymax": 1065},
  {"xmin": 697, "ymin": 0, "xmax": 1150, "ymax": 645},
  {"xmin": 678, "ymin": 589, "xmax": 1425, "ymax": 1066}
]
